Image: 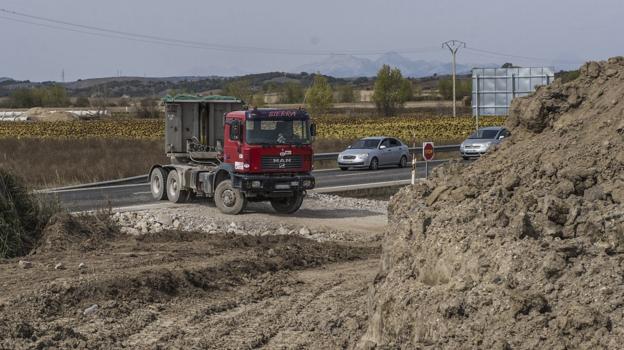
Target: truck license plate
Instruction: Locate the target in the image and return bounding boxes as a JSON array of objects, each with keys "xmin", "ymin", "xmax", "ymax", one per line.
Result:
[{"xmin": 275, "ymin": 183, "xmax": 290, "ymax": 190}]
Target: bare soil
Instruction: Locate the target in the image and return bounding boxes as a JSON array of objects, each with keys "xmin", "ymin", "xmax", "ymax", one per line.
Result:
[
  {"xmin": 360, "ymin": 58, "xmax": 624, "ymax": 349},
  {"xmin": 0, "ymin": 215, "xmax": 380, "ymax": 349}
]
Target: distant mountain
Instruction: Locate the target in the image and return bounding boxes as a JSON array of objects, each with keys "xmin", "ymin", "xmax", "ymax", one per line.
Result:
[
  {"xmin": 0, "ymin": 77, "xmax": 13, "ymax": 83},
  {"xmin": 295, "ymin": 54, "xmax": 378, "ymax": 77},
  {"xmin": 294, "ymin": 52, "xmax": 480, "ymax": 77}
]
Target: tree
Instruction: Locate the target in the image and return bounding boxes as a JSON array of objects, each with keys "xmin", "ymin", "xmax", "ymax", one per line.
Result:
[
  {"xmin": 223, "ymin": 79, "xmax": 253, "ymax": 103},
  {"xmin": 8, "ymin": 85, "xmax": 70, "ymax": 108},
  {"xmin": 501, "ymin": 62, "xmax": 518, "ymax": 68},
  {"xmin": 305, "ymin": 75, "xmax": 333, "ymax": 115},
  {"xmin": 281, "ymin": 82, "xmax": 304, "ymax": 104},
  {"xmin": 438, "ymin": 78, "xmax": 471, "ymax": 100},
  {"xmin": 337, "ymin": 84, "xmax": 356, "ymax": 103},
  {"xmin": 74, "ymin": 96, "xmax": 90, "ymax": 107},
  {"xmin": 136, "ymin": 98, "xmax": 161, "ymax": 119},
  {"xmin": 252, "ymin": 93, "xmax": 266, "ymax": 107},
  {"xmin": 372, "ymin": 65, "xmax": 412, "ymax": 116}
]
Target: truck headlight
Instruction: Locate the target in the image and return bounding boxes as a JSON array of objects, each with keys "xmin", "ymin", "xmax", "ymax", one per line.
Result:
[
  {"xmin": 251, "ymin": 180, "xmax": 262, "ymax": 188},
  {"xmin": 303, "ymin": 180, "xmax": 313, "ymax": 188},
  {"xmin": 290, "ymin": 181, "xmax": 299, "ymax": 186}
]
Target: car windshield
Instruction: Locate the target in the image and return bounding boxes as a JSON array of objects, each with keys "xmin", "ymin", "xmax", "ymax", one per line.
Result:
[
  {"xmin": 469, "ymin": 129, "xmax": 499, "ymax": 139},
  {"xmin": 245, "ymin": 119, "xmax": 311, "ymax": 145},
  {"xmin": 350, "ymin": 139, "xmax": 380, "ymax": 149}
]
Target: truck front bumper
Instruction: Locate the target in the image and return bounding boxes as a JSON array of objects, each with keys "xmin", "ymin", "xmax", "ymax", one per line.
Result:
[{"xmin": 234, "ymin": 174, "xmax": 315, "ymax": 194}]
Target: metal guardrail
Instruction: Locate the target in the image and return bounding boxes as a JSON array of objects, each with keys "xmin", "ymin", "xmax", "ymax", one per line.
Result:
[
  {"xmin": 314, "ymin": 144, "xmax": 460, "ymax": 161},
  {"xmin": 43, "ymin": 144, "xmax": 460, "ymax": 192}
]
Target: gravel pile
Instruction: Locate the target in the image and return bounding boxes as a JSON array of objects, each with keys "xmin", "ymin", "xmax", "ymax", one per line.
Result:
[
  {"xmin": 360, "ymin": 58, "xmax": 624, "ymax": 349},
  {"xmin": 112, "ymin": 193, "xmax": 387, "ymax": 242}
]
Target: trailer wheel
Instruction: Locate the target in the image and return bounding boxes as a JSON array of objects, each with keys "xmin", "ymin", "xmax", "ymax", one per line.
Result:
[
  {"xmin": 150, "ymin": 167, "xmax": 168, "ymax": 200},
  {"xmin": 215, "ymin": 180, "xmax": 247, "ymax": 215},
  {"xmin": 270, "ymin": 191, "xmax": 304, "ymax": 214},
  {"xmin": 166, "ymin": 170, "xmax": 188, "ymax": 203}
]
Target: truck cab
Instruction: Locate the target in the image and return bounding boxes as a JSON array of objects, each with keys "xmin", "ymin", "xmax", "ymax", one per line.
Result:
[{"xmin": 149, "ymin": 95, "xmax": 315, "ymax": 215}]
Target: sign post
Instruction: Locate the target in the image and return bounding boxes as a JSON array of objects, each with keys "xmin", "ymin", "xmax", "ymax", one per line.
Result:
[
  {"xmin": 422, "ymin": 142, "xmax": 434, "ymax": 178},
  {"xmin": 411, "ymin": 152, "xmax": 417, "ymax": 185}
]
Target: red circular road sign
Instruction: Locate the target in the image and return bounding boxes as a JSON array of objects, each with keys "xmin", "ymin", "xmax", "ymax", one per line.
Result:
[{"xmin": 422, "ymin": 142, "xmax": 435, "ymax": 161}]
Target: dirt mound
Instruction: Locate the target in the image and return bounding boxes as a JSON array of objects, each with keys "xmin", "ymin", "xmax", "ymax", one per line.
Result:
[
  {"xmin": 33, "ymin": 212, "xmax": 119, "ymax": 254},
  {"xmin": 360, "ymin": 58, "xmax": 624, "ymax": 349},
  {"xmin": 25, "ymin": 107, "xmax": 76, "ymax": 122}
]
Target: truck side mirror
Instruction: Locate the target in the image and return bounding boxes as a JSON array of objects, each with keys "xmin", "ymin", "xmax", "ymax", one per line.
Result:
[
  {"xmin": 310, "ymin": 123, "xmax": 317, "ymax": 137},
  {"xmin": 230, "ymin": 121, "xmax": 241, "ymax": 141}
]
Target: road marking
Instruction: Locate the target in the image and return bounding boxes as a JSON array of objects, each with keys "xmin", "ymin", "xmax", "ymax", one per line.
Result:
[
  {"xmin": 312, "ymin": 168, "xmax": 340, "ymax": 173},
  {"xmin": 133, "ymin": 191, "xmax": 152, "ymax": 195}
]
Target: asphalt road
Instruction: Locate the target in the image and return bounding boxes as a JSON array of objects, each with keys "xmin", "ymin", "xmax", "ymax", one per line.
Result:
[{"xmin": 45, "ymin": 160, "xmax": 449, "ymax": 212}]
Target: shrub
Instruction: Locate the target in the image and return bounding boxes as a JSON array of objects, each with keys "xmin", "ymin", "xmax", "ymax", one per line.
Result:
[{"xmin": 0, "ymin": 170, "xmax": 61, "ymax": 258}]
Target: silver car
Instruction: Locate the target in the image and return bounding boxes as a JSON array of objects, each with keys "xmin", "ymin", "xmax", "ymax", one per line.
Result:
[
  {"xmin": 460, "ymin": 126, "xmax": 510, "ymax": 159},
  {"xmin": 338, "ymin": 137, "xmax": 410, "ymax": 170}
]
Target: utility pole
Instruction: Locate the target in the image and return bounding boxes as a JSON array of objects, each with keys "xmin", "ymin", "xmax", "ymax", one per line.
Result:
[{"xmin": 442, "ymin": 40, "xmax": 466, "ymax": 117}]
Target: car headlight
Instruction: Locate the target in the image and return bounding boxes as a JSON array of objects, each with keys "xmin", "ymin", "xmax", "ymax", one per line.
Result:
[
  {"xmin": 355, "ymin": 153, "xmax": 369, "ymax": 158},
  {"xmin": 460, "ymin": 143, "xmax": 465, "ymax": 150},
  {"xmin": 484, "ymin": 142, "xmax": 492, "ymax": 147}
]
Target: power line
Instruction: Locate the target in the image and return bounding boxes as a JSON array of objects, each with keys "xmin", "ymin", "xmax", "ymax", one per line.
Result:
[
  {"xmin": 0, "ymin": 8, "xmax": 439, "ymax": 56},
  {"xmin": 464, "ymin": 47, "xmax": 583, "ymax": 65}
]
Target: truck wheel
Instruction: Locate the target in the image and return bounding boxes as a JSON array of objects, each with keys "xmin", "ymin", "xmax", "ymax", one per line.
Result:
[
  {"xmin": 398, "ymin": 155, "xmax": 407, "ymax": 168},
  {"xmin": 215, "ymin": 180, "xmax": 246, "ymax": 215},
  {"xmin": 166, "ymin": 170, "xmax": 188, "ymax": 204},
  {"xmin": 150, "ymin": 167, "xmax": 168, "ymax": 200},
  {"xmin": 270, "ymin": 192, "xmax": 304, "ymax": 214}
]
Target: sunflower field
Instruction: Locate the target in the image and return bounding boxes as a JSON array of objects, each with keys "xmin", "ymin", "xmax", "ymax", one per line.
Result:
[
  {"xmin": 313, "ymin": 115, "xmax": 506, "ymax": 143},
  {"xmin": 0, "ymin": 115, "xmax": 506, "ymax": 143}
]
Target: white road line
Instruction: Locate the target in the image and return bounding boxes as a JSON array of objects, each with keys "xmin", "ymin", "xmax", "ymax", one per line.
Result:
[
  {"xmin": 133, "ymin": 191, "xmax": 152, "ymax": 195},
  {"xmin": 312, "ymin": 168, "xmax": 340, "ymax": 173}
]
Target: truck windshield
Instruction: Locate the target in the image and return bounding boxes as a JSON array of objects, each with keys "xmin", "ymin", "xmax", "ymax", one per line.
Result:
[{"xmin": 245, "ymin": 119, "xmax": 311, "ymax": 145}]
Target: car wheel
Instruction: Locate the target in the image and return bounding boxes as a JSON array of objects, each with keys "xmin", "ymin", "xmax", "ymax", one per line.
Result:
[
  {"xmin": 398, "ymin": 155, "xmax": 407, "ymax": 168},
  {"xmin": 369, "ymin": 157, "xmax": 379, "ymax": 170},
  {"xmin": 340, "ymin": 167, "xmax": 348, "ymax": 171}
]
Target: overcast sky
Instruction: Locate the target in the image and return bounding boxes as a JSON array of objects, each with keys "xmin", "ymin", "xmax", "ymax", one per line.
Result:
[{"xmin": 1, "ymin": 0, "xmax": 622, "ymax": 81}]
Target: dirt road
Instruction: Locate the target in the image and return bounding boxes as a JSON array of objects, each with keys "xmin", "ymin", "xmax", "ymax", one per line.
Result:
[{"xmin": 0, "ymin": 196, "xmax": 386, "ymax": 349}]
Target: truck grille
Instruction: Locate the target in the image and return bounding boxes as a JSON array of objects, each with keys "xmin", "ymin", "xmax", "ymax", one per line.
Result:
[{"xmin": 261, "ymin": 155, "xmax": 302, "ymax": 170}]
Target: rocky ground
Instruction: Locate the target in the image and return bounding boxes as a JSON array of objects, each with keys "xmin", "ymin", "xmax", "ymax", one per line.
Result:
[
  {"xmin": 111, "ymin": 193, "xmax": 388, "ymax": 243},
  {"xmin": 0, "ymin": 194, "xmax": 387, "ymax": 349},
  {"xmin": 360, "ymin": 58, "xmax": 624, "ymax": 349}
]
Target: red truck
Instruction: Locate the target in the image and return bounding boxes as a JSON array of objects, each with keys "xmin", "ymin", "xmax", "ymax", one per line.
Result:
[{"xmin": 149, "ymin": 95, "xmax": 316, "ymax": 215}]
